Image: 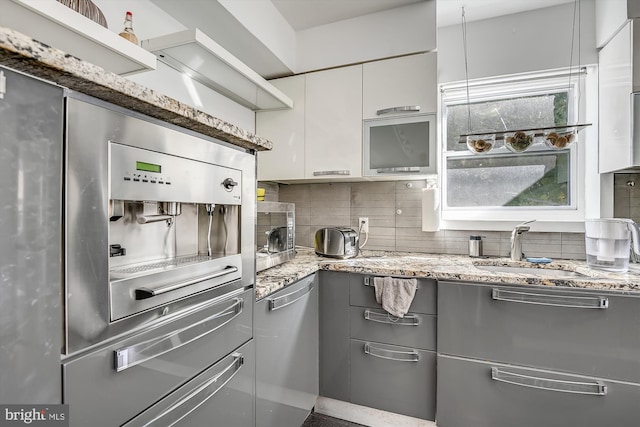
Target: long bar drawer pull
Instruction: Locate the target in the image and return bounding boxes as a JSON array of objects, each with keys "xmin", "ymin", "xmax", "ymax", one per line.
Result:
[
  {"xmin": 135, "ymin": 265, "xmax": 239, "ymax": 300},
  {"xmin": 364, "ymin": 276, "xmax": 419, "ymax": 291},
  {"xmin": 491, "ymin": 367, "xmax": 607, "ymax": 396},
  {"xmin": 268, "ymin": 280, "xmax": 315, "ymax": 311},
  {"xmin": 376, "ymin": 105, "xmax": 421, "ymax": 115},
  {"xmin": 364, "ymin": 343, "xmax": 420, "ymax": 362},
  {"xmin": 114, "ymin": 298, "xmax": 243, "ymax": 372},
  {"xmin": 491, "ymin": 288, "xmax": 608, "ymax": 309},
  {"xmin": 123, "ymin": 353, "xmax": 244, "ymax": 427},
  {"xmin": 313, "ymin": 170, "xmax": 350, "ymax": 176},
  {"xmin": 364, "ymin": 309, "xmax": 420, "ymax": 326}
]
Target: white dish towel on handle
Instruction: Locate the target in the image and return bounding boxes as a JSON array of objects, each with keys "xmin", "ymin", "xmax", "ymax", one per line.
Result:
[{"xmin": 373, "ymin": 276, "xmax": 418, "ymax": 318}]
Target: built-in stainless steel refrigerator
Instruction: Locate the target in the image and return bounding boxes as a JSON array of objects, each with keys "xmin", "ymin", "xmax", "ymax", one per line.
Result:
[{"xmin": 0, "ymin": 65, "xmax": 64, "ymax": 404}]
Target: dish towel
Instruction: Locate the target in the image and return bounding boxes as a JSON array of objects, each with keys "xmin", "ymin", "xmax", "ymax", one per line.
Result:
[{"xmin": 373, "ymin": 277, "xmax": 418, "ymax": 318}]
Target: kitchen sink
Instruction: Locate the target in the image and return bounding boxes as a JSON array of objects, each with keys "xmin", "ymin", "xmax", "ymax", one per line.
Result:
[{"xmin": 473, "ymin": 265, "xmax": 588, "ymax": 278}]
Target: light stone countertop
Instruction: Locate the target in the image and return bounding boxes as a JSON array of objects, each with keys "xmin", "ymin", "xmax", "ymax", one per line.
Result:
[
  {"xmin": 0, "ymin": 26, "xmax": 272, "ymax": 152},
  {"xmin": 255, "ymin": 246, "xmax": 640, "ymax": 300}
]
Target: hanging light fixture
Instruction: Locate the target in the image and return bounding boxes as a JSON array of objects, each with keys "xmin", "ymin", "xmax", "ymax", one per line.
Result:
[{"xmin": 459, "ymin": 0, "xmax": 591, "ymax": 154}]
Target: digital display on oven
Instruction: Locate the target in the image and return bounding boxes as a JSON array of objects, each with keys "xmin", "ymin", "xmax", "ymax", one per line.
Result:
[{"xmin": 136, "ymin": 161, "xmax": 161, "ymax": 173}]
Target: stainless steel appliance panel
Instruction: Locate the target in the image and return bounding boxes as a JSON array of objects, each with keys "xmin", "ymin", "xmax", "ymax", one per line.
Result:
[
  {"xmin": 123, "ymin": 340, "xmax": 255, "ymax": 427},
  {"xmin": 62, "ymin": 289, "xmax": 253, "ymax": 427},
  {"xmin": 256, "ymin": 201, "xmax": 295, "ymax": 272},
  {"xmin": 314, "ymin": 227, "xmax": 359, "ymax": 259},
  {"xmin": 0, "ymin": 66, "xmax": 63, "ymax": 404},
  {"xmin": 110, "ymin": 143, "xmax": 241, "ymax": 205},
  {"xmin": 65, "ymin": 96, "xmax": 256, "ymax": 354}
]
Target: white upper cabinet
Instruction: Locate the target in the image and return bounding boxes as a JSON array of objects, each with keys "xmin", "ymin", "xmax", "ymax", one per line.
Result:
[
  {"xmin": 256, "ymin": 75, "xmax": 306, "ymax": 181},
  {"xmin": 598, "ymin": 20, "xmax": 640, "ymax": 173},
  {"xmin": 304, "ymin": 65, "xmax": 363, "ymax": 180},
  {"xmin": 362, "ymin": 52, "xmax": 437, "ymax": 120},
  {"xmin": 596, "ymin": 0, "xmax": 640, "ymax": 48}
]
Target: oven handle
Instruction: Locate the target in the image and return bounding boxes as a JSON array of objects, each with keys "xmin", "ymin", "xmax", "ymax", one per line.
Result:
[
  {"xmin": 122, "ymin": 353, "xmax": 244, "ymax": 427},
  {"xmin": 135, "ymin": 266, "xmax": 239, "ymax": 300},
  {"xmin": 114, "ymin": 298, "xmax": 244, "ymax": 372}
]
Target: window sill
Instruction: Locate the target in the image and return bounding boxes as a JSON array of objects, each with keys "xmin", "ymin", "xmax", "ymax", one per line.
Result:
[{"xmin": 439, "ymin": 219, "xmax": 585, "ymax": 233}]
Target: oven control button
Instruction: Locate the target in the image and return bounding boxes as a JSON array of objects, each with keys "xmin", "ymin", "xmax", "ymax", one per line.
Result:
[
  {"xmin": 150, "ymin": 180, "xmax": 157, "ymax": 183},
  {"xmin": 123, "ymin": 177, "xmax": 131, "ymax": 181},
  {"xmin": 133, "ymin": 178, "xmax": 140, "ymax": 182},
  {"xmin": 223, "ymin": 178, "xmax": 238, "ymax": 191}
]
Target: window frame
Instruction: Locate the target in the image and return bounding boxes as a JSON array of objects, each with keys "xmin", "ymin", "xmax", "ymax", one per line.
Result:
[{"xmin": 439, "ymin": 68, "xmax": 593, "ymax": 231}]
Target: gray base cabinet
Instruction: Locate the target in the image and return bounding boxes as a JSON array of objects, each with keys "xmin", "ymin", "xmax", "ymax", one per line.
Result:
[
  {"xmin": 256, "ymin": 274, "xmax": 319, "ymax": 427},
  {"xmin": 350, "ymin": 340, "xmax": 436, "ymax": 420},
  {"xmin": 319, "ymin": 271, "xmax": 437, "ymax": 421},
  {"xmin": 319, "ymin": 271, "xmax": 351, "ymax": 401},
  {"xmin": 437, "ymin": 354, "xmax": 640, "ymax": 427},
  {"xmin": 438, "ymin": 281, "xmax": 640, "ymax": 383},
  {"xmin": 437, "ymin": 280, "xmax": 640, "ymax": 427}
]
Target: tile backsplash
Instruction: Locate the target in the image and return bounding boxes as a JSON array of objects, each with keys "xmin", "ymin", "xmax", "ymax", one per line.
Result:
[
  {"xmin": 261, "ymin": 180, "xmax": 587, "ymax": 260},
  {"xmin": 614, "ymin": 173, "xmax": 640, "ymax": 223}
]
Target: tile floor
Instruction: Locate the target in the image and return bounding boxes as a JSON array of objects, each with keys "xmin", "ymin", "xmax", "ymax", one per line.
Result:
[{"xmin": 302, "ymin": 412, "xmax": 366, "ymax": 427}]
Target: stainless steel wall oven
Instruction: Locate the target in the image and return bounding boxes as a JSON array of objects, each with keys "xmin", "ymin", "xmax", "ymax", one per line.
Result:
[{"xmin": 61, "ymin": 95, "xmax": 256, "ymax": 427}]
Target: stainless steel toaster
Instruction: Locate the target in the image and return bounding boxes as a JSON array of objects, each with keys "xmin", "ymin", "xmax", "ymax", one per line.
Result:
[{"xmin": 314, "ymin": 227, "xmax": 359, "ymax": 259}]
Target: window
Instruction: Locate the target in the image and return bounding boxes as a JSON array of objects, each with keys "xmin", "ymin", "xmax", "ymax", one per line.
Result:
[{"xmin": 440, "ymin": 69, "xmax": 592, "ymax": 229}]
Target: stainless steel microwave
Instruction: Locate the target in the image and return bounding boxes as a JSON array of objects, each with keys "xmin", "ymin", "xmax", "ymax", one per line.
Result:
[{"xmin": 363, "ymin": 113, "xmax": 437, "ymax": 176}]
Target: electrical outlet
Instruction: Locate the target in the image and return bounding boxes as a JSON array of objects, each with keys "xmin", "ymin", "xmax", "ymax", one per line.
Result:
[{"xmin": 359, "ymin": 217, "xmax": 369, "ymax": 233}]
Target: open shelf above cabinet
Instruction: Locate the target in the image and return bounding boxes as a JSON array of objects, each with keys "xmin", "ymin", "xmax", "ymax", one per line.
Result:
[
  {"xmin": 2, "ymin": 0, "xmax": 157, "ymax": 76},
  {"xmin": 141, "ymin": 29, "xmax": 294, "ymax": 111}
]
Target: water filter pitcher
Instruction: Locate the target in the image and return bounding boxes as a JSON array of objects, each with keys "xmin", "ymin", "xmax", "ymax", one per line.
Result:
[{"xmin": 585, "ymin": 218, "xmax": 640, "ymax": 272}]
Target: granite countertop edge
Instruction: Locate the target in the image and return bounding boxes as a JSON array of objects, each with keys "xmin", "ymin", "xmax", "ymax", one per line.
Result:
[
  {"xmin": 255, "ymin": 247, "xmax": 640, "ymax": 300},
  {"xmin": 0, "ymin": 26, "xmax": 273, "ymax": 152}
]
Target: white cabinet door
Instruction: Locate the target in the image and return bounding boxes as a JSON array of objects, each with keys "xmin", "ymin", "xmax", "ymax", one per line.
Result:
[
  {"xmin": 305, "ymin": 65, "xmax": 363, "ymax": 179},
  {"xmin": 599, "ymin": 21, "xmax": 633, "ymax": 173},
  {"xmin": 362, "ymin": 52, "xmax": 437, "ymax": 120},
  {"xmin": 256, "ymin": 75, "xmax": 306, "ymax": 181}
]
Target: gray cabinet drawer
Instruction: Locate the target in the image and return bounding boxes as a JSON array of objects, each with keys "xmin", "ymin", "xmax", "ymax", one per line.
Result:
[
  {"xmin": 349, "ymin": 339, "xmax": 436, "ymax": 421},
  {"xmin": 438, "ymin": 281, "xmax": 640, "ymax": 382},
  {"xmin": 124, "ymin": 340, "xmax": 255, "ymax": 427},
  {"xmin": 256, "ymin": 274, "xmax": 319, "ymax": 427},
  {"xmin": 63, "ymin": 289, "xmax": 253, "ymax": 427},
  {"xmin": 349, "ymin": 274, "xmax": 436, "ymax": 314},
  {"xmin": 349, "ymin": 306, "xmax": 436, "ymax": 351},
  {"xmin": 437, "ymin": 354, "xmax": 640, "ymax": 427}
]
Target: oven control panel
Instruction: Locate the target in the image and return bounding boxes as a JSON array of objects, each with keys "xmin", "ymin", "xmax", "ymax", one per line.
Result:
[{"xmin": 110, "ymin": 143, "xmax": 242, "ymax": 205}]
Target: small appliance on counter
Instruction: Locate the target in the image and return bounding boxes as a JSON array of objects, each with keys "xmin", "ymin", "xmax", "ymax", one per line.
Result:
[
  {"xmin": 314, "ymin": 227, "xmax": 359, "ymax": 259},
  {"xmin": 256, "ymin": 201, "xmax": 295, "ymax": 271},
  {"xmin": 585, "ymin": 218, "xmax": 640, "ymax": 272}
]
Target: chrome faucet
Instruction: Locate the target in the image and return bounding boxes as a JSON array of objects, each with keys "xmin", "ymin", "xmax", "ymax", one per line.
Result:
[{"xmin": 510, "ymin": 220, "xmax": 535, "ymax": 261}]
